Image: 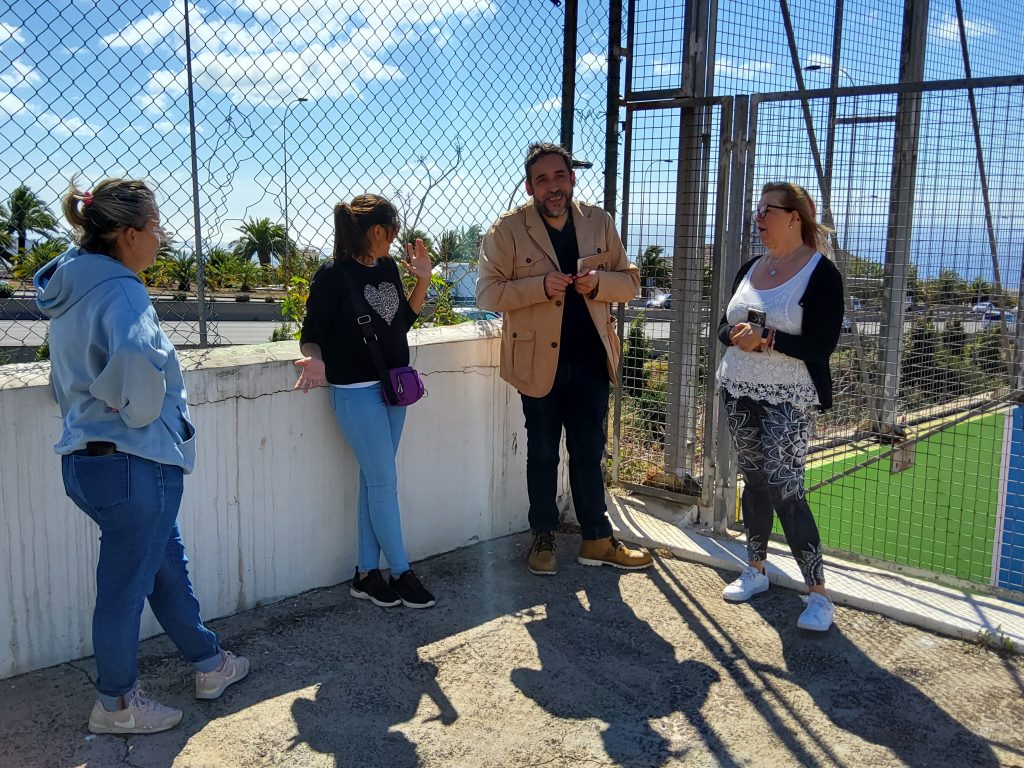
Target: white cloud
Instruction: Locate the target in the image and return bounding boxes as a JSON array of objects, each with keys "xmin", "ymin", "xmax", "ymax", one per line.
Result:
[
  {"xmin": 715, "ymin": 58, "xmax": 773, "ymax": 80},
  {"xmin": 932, "ymin": 13, "xmax": 997, "ymax": 41},
  {"xmin": 0, "ymin": 91, "xmax": 26, "ymax": 114},
  {"xmin": 530, "ymin": 97, "xmax": 560, "ymax": 112},
  {"xmin": 34, "ymin": 110, "xmax": 101, "ymax": 138},
  {"xmin": 0, "ymin": 22, "xmax": 25, "ymax": 46},
  {"xmin": 577, "ymin": 52, "xmax": 605, "ymax": 75},
  {"xmin": 0, "ymin": 60, "xmax": 42, "ymax": 89},
  {"xmin": 651, "ymin": 60, "xmax": 681, "ymax": 78}
]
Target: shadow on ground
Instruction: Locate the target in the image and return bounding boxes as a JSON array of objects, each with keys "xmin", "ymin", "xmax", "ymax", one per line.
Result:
[{"xmin": 2, "ymin": 532, "xmax": 1022, "ymax": 767}]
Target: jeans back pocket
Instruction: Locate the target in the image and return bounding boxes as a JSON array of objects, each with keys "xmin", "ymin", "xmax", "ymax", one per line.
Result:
[{"xmin": 67, "ymin": 453, "xmax": 131, "ymax": 511}]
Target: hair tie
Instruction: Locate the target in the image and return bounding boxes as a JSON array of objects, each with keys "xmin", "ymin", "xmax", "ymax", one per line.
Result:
[{"xmin": 82, "ymin": 191, "xmax": 94, "ymax": 207}]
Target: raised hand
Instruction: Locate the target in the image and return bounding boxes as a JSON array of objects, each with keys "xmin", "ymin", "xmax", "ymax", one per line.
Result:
[{"xmin": 402, "ymin": 238, "xmax": 432, "ymax": 281}]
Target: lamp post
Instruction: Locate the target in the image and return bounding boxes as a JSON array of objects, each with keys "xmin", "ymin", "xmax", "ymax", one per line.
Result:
[
  {"xmin": 634, "ymin": 158, "xmax": 673, "ymax": 296},
  {"xmin": 804, "ymin": 64, "xmax": 858, "ymax": 252},
  {"xmin": 282, "ymin": 96, "xmax": 309, "ymax": 258}
]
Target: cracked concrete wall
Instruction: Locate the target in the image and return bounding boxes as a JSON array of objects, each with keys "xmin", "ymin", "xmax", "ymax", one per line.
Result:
[{"xmin": 0, "ymin": 322, "xmax": 553, "ymax": 678}]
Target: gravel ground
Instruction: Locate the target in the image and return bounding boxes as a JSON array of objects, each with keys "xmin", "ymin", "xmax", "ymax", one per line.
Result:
[{"xmin": 2, "ymin": 532, "xmax": 1023, "ymax": 768}]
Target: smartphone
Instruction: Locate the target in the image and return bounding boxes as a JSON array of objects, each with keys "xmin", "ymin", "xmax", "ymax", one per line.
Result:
[{"xmin": 747, "ymin": 309, "xmax": 766, "ymax": 327}]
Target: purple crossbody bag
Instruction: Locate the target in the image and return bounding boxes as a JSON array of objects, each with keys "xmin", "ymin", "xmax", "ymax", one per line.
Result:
[{"xmin": 347, "ymin": 268, "xmax": 426, "ymax": 407}]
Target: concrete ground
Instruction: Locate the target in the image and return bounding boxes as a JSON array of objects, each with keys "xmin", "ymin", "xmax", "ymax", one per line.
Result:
[{"xmin": 2, "ymin": 531, "xmax": 1023, "ymax": 768}]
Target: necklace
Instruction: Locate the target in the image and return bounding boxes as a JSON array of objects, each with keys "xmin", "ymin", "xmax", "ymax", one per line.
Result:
[{"xmin": 766, "ymin": 245, "xmax": 804, "ymax": 277}]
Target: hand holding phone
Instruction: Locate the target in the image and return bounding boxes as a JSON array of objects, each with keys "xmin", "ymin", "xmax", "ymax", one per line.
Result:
[{"xmin": 747, "ymin": 309, "xmax": 766, "ymax": 328}]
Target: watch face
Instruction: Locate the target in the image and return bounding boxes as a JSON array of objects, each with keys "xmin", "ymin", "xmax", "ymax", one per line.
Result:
[{"xmin": 761, "ymin": 326, "xmax": 770, "ymax": 340}]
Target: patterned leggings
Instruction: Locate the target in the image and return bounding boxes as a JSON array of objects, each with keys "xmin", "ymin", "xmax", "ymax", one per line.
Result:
[{"xmin": 722, "ymin": 391, "xmax": 825, "ymax": 587}]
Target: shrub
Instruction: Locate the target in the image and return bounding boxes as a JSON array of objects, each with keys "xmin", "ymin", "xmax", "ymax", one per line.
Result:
[
  {"xmin": 622, "ymin": 313, "xmax": 649, "ymax": 398},
  {"xmin": 264, "ymin": 294, "xmax": 276, "ymax": 303},
  {"xmin": 235, "ymin": 292, "xmax": 250, "ymax": 302},
  {"xmin": 0, "ymin": 281, "xmax": 13, "ymax": 299},
  {"xmin": 172, "ymin": 290, "xmax": 188, "ymax": 302}
]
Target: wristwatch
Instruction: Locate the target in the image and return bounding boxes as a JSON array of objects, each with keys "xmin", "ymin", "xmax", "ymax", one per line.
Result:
[{"xmin": 760, "ymin": 326, "xmax": 771, "ymax": 341}]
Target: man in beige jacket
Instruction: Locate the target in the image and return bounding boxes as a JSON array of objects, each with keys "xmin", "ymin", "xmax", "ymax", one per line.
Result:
[{"xmin": 477, "ymin": 142, "xmax": 653, "ymax": 576}]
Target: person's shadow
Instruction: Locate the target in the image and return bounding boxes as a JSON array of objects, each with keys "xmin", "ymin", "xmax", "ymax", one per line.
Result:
[
  {"xmin": 747, "ymin": 596, "xmax": 1001, "ymax": 768},
  {"xmin": 510, "ymin": 570, "xmax": 720, "ymax": 767},
  {"xmin": 288, "ymin": 634, "xmax": 458, "ymax": 768}
]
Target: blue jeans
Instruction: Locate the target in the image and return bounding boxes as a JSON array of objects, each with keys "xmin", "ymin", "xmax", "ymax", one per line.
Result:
[
  {"xmin": 520, "ymin": 358, "xmax": 614, "ymax": 540},
  {"xmin": 62, "ymin": 452, "xmax": 220, "ymax": 698},
  {"xmin": 330, "ymin": 385, "xmax": 410, "ymax": 574}
]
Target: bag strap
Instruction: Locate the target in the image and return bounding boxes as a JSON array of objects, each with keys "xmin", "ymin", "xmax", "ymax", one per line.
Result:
[{"xmin": 342, "ymin": 264, "xmax": 400, "ymax": 404}]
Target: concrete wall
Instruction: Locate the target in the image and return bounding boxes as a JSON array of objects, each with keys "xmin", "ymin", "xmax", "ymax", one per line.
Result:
[{"xmin": 0, "ymin": 324, "xmax": 550, "ymax": 679}]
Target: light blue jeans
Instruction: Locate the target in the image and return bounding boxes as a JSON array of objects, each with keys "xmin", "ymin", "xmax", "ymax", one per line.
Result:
[
  {"xmin": 61, "ymin": 452, "xmax": 221, "ymax": 698},
  {"xmin": 330, "ymin": 385, "xmax": 410, "ymax": 575}
]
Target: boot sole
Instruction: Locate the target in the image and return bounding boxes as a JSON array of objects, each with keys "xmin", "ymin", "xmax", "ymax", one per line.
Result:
[
  {"xmin": 577, "ymin": 556, "xmax": 652, "ymax": 570},
  {"xmin": 528, "ymin": 567, "xmax": 558, "ymax": 576}
]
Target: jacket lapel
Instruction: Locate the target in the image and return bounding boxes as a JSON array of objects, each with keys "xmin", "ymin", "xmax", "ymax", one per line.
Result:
[
  {"xmin": 571, "ymin": 200, "xmax": 595, "ymax": 260},
  {"xmin": 523, "ymin": 203, "xmax": 561, "ymax": 271}
]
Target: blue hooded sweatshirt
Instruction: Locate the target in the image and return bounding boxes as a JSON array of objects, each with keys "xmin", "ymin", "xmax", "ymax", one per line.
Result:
[{"xmin": 34, "ymin": 246, "xmax": 196, "ymax": 473}]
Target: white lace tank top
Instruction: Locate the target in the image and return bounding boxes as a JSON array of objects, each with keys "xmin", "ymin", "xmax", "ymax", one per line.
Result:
[{"xmin": 716, "ymin": 253, "xmax": 821, "ymax": 409}]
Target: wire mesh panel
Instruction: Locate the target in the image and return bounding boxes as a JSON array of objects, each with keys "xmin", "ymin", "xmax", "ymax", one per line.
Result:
[
  {"xmin": 0, "ymin": 0, "xmax": 568, "ymax": 360},
  {"xmin": 614, "ymin": 101, "xmax": 725, "ymax": 500},
  {"xmin": 750, "ymin": 82, "xmax": 1024, "ymax": 590}
]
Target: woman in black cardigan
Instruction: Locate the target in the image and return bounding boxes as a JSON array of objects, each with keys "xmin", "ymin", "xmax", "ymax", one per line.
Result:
[{"xmin": 715, "ymin": 182, "xmax": 844, "ymax": 632}]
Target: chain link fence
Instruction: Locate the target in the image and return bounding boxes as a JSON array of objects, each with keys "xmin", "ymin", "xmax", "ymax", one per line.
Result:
[{"xmin": 0, "ymin": 0, "xmax": 580, "ymax": 366}]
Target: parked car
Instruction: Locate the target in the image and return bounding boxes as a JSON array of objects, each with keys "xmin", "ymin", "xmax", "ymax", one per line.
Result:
[
  {"xmin": 973, "ymin": 301, "xmax": 996, "ymax": 313},
  {"xmin": 982, "ymin": 310, "xmax": 1016, "ymax": 330},
  {"xmin": 455, "ymin": 308, "xmax": 501, "ymax": 322},
  {"xmin": 842, "ymin": 314, "xmax": 852, "ymax": 332},
  {"xmin": 850, "ymin": 297, "xmax": 863, "ymax": 311},
  {"xmin": 645, "ymin": 293, "xmax": 672, "ymax": 309}
]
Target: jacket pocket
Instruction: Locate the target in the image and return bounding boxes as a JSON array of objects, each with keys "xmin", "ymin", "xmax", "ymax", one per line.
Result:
[
  {"xmin": 514, "ymin": 251, "xmax": 548, "ymax": 278},
  {"xmin": 161, "ymin": 407, "xmax": 196, "ymax": 450},
  {"xmin": 70, "ymin": 453, "xmax": 130, "ymax": 509},
  {"xmin": 605, "ymin": 316, "xmax": 622, "ymax": 363},
  {"xmin": 511, "ymin": 329, "xmax": 535, "ymax": 383}
]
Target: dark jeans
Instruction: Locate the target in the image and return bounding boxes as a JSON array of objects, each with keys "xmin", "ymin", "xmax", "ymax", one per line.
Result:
[
  {"xmin": 62, "ymin": 452, "xmax": 220, "ymax": 697},
  {"xmin": 721, "ymin": 391, "xmax": 826, "ymax": 586},
  {"xmin": 521, "ymin": 358, "xmax": 613, "ymax": 540}
]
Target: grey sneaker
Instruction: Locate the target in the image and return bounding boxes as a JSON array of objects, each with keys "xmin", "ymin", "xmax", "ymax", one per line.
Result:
[
  {"xmin": 88, "ymin": 687, "xmax": 183, "ymax": 735},
  {"xmin": 195, "ymin": 650, "xmax": 250, "ymax": 700},
  {"xmin": 722, "ymin": 566, "xmax": 770, "ymax": 602}
]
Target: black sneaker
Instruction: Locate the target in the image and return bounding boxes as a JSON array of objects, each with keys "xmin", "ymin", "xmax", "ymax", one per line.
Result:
[
  {"xmin": 350, "ymin": 568, "xmax": 401, "ymax": 607},
  {"xmin": 390, "ymin": 569, "xmax": 436, "ymax": 609}
]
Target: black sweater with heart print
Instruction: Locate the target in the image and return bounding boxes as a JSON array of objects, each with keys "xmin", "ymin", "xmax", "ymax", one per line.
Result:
[{"xmin": 300, "ymin": 256, "xmax": 419, "ymax": 385}]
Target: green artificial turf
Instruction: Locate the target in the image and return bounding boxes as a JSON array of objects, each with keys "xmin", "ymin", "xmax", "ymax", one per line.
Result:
[{"xmin": 800, "ymin": 411, "xmax": 1005, "ymax": 584}]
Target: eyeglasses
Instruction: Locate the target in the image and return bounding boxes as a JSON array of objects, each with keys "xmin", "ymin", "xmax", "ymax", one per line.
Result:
[{"xmin": 754, "ymin": 203, "xmax": 795, "ymax": 219}]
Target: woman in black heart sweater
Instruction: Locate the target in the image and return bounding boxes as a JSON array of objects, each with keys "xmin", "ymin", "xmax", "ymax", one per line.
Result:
[{"xmin": 294, "ymin": 194, "xmax": 437, "ymax": 609}]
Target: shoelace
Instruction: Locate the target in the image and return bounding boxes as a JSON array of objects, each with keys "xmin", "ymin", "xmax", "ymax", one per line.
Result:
[{"xmin": 534, "ymin": 533, "xmax": 555, "ymax": 552}]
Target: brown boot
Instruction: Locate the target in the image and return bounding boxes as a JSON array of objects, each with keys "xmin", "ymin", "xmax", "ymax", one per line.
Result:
[
  {"xmin": 528, "ymin": 531, "xmax": 557, "ymax": 576},
  {"xmin": 578, "ymin": 536, "xmax": 653, "ymax": 570}
]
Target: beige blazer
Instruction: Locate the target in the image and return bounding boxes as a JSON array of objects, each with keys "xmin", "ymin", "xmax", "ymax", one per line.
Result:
[{"xmin": 477, "ymin": 199, "xmax": 640, "ymax": 397}]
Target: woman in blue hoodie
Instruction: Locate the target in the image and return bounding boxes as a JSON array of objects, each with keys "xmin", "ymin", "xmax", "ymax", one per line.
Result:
[{"xmin": 34, "ymin": 179, "xmax": 249, "ymax": 734}]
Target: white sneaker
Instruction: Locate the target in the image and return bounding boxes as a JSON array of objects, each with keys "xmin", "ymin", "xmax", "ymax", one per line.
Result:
[
  {"xmin": 798, "ymin": 592, "xmax": 835, "ymax": 631},
  {"xmin": 722, "ymin": 566, "xmax": 770, "ymax": 602},
  {"xmin": 88, "ymin": 687, "xmax": 183, "ymax": 735},
  {"xmin": 195, "ymin": 650, "xmax": 250, "ymax": 700}
]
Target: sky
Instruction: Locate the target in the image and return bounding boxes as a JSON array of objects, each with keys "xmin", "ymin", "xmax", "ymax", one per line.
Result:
[{"xmin": 0, "ymin": 0, "xmax": 1021, "ymax": 282}]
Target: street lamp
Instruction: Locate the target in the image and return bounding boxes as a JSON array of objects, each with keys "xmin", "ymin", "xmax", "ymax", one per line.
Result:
[
  {"xmin": 283, "ymin": 96, "xmax": 309, "ymax": 259},
  {"xmin": 634, "ymin": 158, "xmax": 673, "ymax": 296},
  {"xmin": 804, "ymin": 64, "xmax": 858, "ymax": 252}
]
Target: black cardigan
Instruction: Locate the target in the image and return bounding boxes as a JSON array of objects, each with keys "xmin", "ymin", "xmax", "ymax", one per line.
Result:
[{"xmin": 717, "ymin": 255, "xmax": 844, "ymax": 411}]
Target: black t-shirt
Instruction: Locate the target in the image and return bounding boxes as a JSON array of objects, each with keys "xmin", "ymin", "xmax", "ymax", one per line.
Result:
[
  {"xmin": 542, "ymin": 210, "xmax": 606, "ymax": 365},
  {"xmin": 300, "ymin": 257, "xmax": 418, "ymax": 385}
]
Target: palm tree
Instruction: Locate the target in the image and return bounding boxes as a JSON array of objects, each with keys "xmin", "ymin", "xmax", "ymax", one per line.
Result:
[
  {"xmin": 0, "ymin": 203, "xmax": 12, "ymax": 252},
  {"xmin": 158, "ymin": 252, "xmax": 197, "ymax": 291},
  {"xmin": 234, "ymin": 218, "xmax": 290, "ymax": 267},
  {"xmin": 638, "ymin": 245, "xmax": 670, "ymax": 291},
  {"xmin": 397, "ymin": 227, "xmax": 436, "ymax": 264},
  {"xmin": 7, "ymin": 185, "xmax": 58, "ymax": 253},
  {"xmin": 13, "ymin": 237, "xmax": 67, "ymax": 279}
]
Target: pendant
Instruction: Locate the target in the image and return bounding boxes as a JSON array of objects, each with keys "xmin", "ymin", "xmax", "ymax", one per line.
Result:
[{"xmin": 769, "ymin": 268, "xmax": 777, "ymax": 277}]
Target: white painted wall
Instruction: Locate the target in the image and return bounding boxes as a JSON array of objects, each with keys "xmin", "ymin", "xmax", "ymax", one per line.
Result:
[{"xmin": 0, "ymin": 324, "xmax": 564, "ymax": 679}]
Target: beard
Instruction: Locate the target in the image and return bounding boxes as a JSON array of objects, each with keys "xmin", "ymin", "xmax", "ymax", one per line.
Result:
[{"xmin": 535, "ymin": 189, "xmax": 572, "ymax": 219}]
